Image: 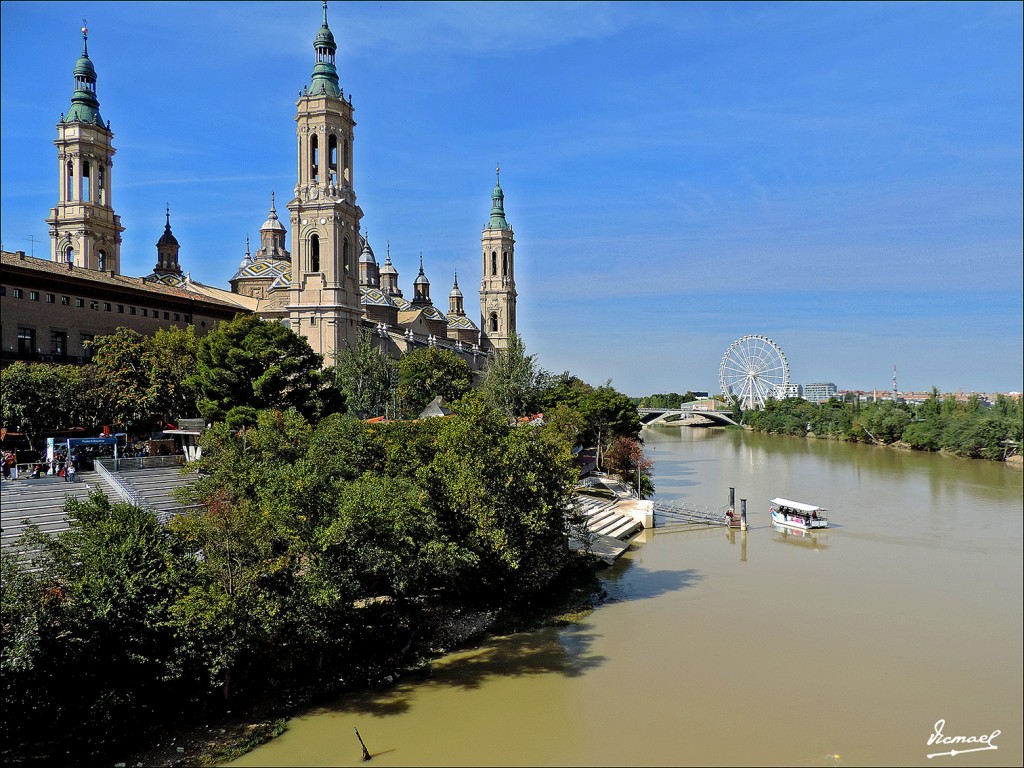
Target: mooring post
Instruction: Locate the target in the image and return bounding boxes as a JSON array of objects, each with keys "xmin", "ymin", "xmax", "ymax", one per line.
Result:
[
  {"xmin": 729, "ymin": 486, "xmax": 735, "ymax": 513},
  {"xmin": 354, "ymin": 726, "xmax": 371, "ymax": 762},
  {"xmin": 740, "ymin": 498, "xmax": 748, "ymax": 531}
]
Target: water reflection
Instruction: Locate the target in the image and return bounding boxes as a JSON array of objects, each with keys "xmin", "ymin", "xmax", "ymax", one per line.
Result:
[{"xmin": 770, "ymin": 522, "xmax": 829, "ymax": 550}]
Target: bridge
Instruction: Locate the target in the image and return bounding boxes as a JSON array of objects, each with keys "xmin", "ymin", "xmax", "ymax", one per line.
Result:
[{"xmin": 638, "ymin": 406, "xmax": 739, "ymax": 427}]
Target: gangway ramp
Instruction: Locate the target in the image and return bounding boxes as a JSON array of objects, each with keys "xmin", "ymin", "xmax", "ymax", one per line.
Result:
[{"xmin": 653, "ymin": 500, "xmax": 728, "ymax": 528}]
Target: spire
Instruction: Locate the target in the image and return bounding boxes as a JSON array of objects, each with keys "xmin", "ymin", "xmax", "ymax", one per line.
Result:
[
  {"xmin": 64, "ymin": 21, "xmax": 104, "ymax": 126},
  {"xmin": 449, "ymin": 271, "xmax": 465, "ymax": 316},
  {"xmin": 487, "ymin": 164, "xmax": 509, "ymax": 230},
  {"xmin": 412, "ymin": 253, "xmax": 431, "ymax": 307},
  {"xmin": 308, "ymin": 1, "xmax": 341, "ymax": 98},
  {"xmin": 155, "ymin": 203, "xmax": 181, "ymax": 274}
]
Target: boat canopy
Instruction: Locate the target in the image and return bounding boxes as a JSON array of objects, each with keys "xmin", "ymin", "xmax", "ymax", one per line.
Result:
[{"xmin": 770, "ymin": 498, "xmax": 826, "ymax": 513}]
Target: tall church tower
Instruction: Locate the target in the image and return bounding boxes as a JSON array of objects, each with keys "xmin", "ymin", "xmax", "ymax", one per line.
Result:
[
  {"xmin": 45, "ymin": 24, "xmax": 124, "ymax": 272},
  {"xmin": 479, "ymin": 167, "xmax": 517, "ymax": 353},
  {"xmin": 287, "ymin": 2, "xmax": 363, "ymax": 361}
]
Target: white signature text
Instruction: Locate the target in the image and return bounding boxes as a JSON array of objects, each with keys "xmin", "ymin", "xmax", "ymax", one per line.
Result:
[{"xmin": 927, "ymin": 719, "xmax": 1000, "ymax": 759}]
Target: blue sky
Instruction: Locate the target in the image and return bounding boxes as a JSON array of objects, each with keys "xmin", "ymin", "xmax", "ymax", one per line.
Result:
[{"xmin": 2, "ymin": 1, "xmax": 1021, "ymax": 395}]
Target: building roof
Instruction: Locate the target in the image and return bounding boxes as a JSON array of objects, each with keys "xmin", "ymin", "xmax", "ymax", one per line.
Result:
[
  {"xmin": 360, "ymin": 287, "xmax": 399, "ymax": 308},
  {"xmin": 447, "ymin": 314, "xmax": 478, "ymax": 331},
  {"xmin": 1, "ymin": 250, "xmax": 248, "ymax": 312}
]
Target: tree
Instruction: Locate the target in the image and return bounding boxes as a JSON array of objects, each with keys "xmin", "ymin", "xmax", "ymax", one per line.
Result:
[
  {"xmin": 396, "ymin": 346, "xmax": 472, "ymax": 418},
  {"xmin": 88, "ymin": 327, "xmax": 155, "ymax": 431},
  {"xmin": 330, "ymin": 331, "xmax": 396, "ymax": 419},
  {"xmin": 187, "ymin": 313, "xmax": 338, "ymax": 425},
  {"xmin": 1, "ymin": 362, "xmax": 99, "ymax": 442},
  {"xmin": 147, "ymin": 324, "xmax": 200, "ymax": 423},
  {"xmin": 479, "ymin": 332, "xmax": 544, "ymax": 420},
  {"xmin": 603, "ymin": 436, "xmax": 655, "ymax": 498}
]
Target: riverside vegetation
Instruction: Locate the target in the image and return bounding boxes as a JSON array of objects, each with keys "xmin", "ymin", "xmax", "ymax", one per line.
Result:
[
  {"xmin": 1, "ymin": 317, "xmax": 645, "ymax": 765},
  {"xmin": 635, "ymin": 390, "xmax": 1023, "ymax": 462}
]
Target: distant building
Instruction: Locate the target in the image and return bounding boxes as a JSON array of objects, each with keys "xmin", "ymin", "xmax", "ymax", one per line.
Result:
[
  {"xmin": 775, "ymin": 384, "xmax": 802, "ymax": 399},
  {"xmin": 803, "ymin": 382, "xmax": 838, "ymax": 403}
]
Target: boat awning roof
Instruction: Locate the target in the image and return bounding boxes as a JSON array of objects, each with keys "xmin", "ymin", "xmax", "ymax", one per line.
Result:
[{"xmin": 771, "ymin": 498, "xmax": 826, "ymax": 513}]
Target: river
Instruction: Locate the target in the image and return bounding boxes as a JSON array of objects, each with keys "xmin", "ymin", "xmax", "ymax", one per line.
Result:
[{"xmin": 230, "ymin": 427, "xmax": 1023, "ymax": 767}]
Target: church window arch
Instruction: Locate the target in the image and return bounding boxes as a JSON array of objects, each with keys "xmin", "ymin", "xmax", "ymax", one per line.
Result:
[
  {"xmin": 66, "ymin": 161, "xmax": 74, "ymax": 200},
  {"xmin": 343, "ymin": 237, "xmax": 351, "ymax": 272},
  {"xmin": 98, "ymin": 166, "xmax": 106, "ymax": 205},
  {"xmin": 344, "ymin": 139, "xmax": 351, "ymax": 183},
  {"xmin": 490, "ymin": 312, "xmax": 499, "ymax": 333},
  {"xmin": 82, "ymin": 161, "xmax": 91, "ymax": 202},
  {"xmin": 328, "ymin": 135, "xmax": 338, "ymax": 186},
  {"xmin": 310, "ymin": 234, "xmax": 320, "ymax": 272},
  {"xmin": 97, "ymin": 249, "xmax": 107, "ymax": 272},
  {"xmin": 64, "ymin": 244, "xmax": 74, "ymax": 263},
  {"xmin": 491, "ymin": 251, "xmax": 498, "ymax": 276},
  {"xmin": 502, "ymin": 250, "xmax": 508, "ymax": 276},
  {"xmin": 310, "ymin": 134, "xmax": 319, "ymax": 183}
]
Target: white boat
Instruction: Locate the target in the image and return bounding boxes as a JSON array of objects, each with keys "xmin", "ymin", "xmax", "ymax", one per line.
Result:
[{"xmin": 769, "ymin": 497, "xmax": 828, "ymax": 530}]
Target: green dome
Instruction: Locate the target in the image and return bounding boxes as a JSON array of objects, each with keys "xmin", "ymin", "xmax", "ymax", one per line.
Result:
[
  {"xmin": 314, "ymin": 23, "xmax": 336, "ymax": 51},
  {"xmin": 73, "ymin": 54, "xmax": 96, "ymax": 78}
]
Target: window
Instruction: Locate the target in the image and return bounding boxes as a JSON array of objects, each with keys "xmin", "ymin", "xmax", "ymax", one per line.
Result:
[
  {"xmin": 82, "ymin": 161, "xmax": 92, "ymax": 203},
  {"xmin": 80, "ymin": 333, "xmax": 95, "ymax": 360},
  {"xmin": 45, "ymin": 293, "xmax": 55, "ymax": 303},
  {"xmin": 116, "ymin": 304, "xmax": 124, "ymax": 313},
  {"xmin": 12, "ymin": 288, "xmax": 23, "ymax": 299},
  {"xmin": 97, "ymin": 251, "xmax": 107, "ymax": 272},
  {"xmin": 310, "ymin": 134, "xmax": 319, "ymax": 183},
  {"xmin": 0, "ymin": 286, "xmax": 5, "ymax": 297},
  {"xmin": 343, "ymin": 237, "xmax": 350, "ymax": 272},
  {"xmin": 173, "ymin": 313, "xmax": 180, "ymax": 321},
  {"xmin": 50, "ymin": 331, "xmax": 68, "ymax": 358},
  {"xmin": 98, "ymin": 165, "xmax": 106, "ymax": 205},
  {"xmin": 184, "ymin": 314, "xmax": 191, "ymax": 323},
  {"xmin": 163, "ymin": 311, "xmax": 170, "ymax": 320},
  {"xmin": 141, "ymin": 308, "xmax": 148, "ymax": 317},
  {"xmin": 328, "ymin": 134, "xmax": 338, "ymax": 186},
  {"xmin": 90, "ymin": 301, "xmax": 98, "ymax": 310},
  {"xmin": 17, "ymin": 327, "xmax": 35, "ymax": 356},
  {"xmin": 129, "ymin": 306, "xmax": 136, "ymax": 315},
  {"xmin": 489, "ymin": 313, "xmax": 499, "ymax": 333},
  {"xmin": 64, "ymin": 245, "xmax": 74, "ymax": 263},
  {"xmin": 61, "ymin": 295, "xmax": 70, "ymax": 305},
  {"xmin": 310, "ymin": 234, "xmax": 320, "ymax": 272},
  {"xmin": 103, "ymin": 302, "xmax": 111, "ymax": 312},
  {"xmin": 491, "ymin": 251, "xmax": 497, "ymax": 276},
  {"xmin": 29, "ymin": 291, "xmax": 39, "ymax": 301},
  {"xmin": 502, "ymin": 251, "xmax": 509, "ymax": 276},
  {"xmin": 66, "ymin": 161, "xmax": 74, "ymax": 200},
  {"xmin": 75, "ymin": 297, "xmax": 85, "ymax": 308}
]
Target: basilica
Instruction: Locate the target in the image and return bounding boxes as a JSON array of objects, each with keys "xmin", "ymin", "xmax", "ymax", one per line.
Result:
[{"xmin": 0, "ymin": 4, "xmax": 517, "ymax": 371}]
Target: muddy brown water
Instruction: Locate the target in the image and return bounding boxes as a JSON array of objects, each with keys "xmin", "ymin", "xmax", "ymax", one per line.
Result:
[{"xmin": 230, "ymin": 427, "xmax": 1023, "ymax": 767}]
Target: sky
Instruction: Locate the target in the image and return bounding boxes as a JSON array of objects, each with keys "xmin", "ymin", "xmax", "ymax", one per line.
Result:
[{"xmin": 1, "ymin": 1, "xmax": 1021, "ymax": 396}]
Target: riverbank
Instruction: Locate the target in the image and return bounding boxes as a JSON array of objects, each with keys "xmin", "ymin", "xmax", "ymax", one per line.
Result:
[{"xmin": 120, "ymin": 565, "xmax": 606, "ymax": 767}]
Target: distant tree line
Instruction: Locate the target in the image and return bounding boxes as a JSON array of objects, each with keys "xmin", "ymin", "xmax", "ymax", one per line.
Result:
[
  {"xmin": 739, "ymin": 390, "xmax": 1022, "ymax": 461},
  {"xmin": 633, "ymin": 391, "xmax": 700, "ymax": 408}
]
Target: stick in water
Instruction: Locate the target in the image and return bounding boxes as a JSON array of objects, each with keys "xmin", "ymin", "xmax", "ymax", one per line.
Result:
[{"xmin": 354, "ymin": 726, "xmax": 371, "ymax": 762}]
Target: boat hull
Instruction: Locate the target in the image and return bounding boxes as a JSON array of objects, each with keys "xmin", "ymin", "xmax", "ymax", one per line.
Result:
[{"xmin": 770, "ymin": 509, "xmax": 828, "ymax": 530}]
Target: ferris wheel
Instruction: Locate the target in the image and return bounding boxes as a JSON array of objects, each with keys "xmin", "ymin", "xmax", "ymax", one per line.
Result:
[{"xmin": 719, "ymin": 335, "xmax": 790, "ymax": 410}]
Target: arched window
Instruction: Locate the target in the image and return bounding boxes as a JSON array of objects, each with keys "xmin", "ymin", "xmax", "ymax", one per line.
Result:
[
  {"xmin": 97, "ymin": 250, "xmax": 107, "ymax": 272},
  {"xmin": 310, "ymin": 234, "xmax": 320, "ymax": 272},
  {"xmin": 310, "ymin": 134, "xmax": 319, "ymax": 183},
  {"xmin": 64, "ymin": 245, "xmax": 74, "ymax": 263},
  {"xmin": 344, "ymin": 139, "xmax": 351, "ymax": 183},
  {"xmin": 328, "ymin": 135, "xmax": 338, "ymax": 186},
  {"xmin": 490, "ymin": 313, "xmax": 499, "ymax": 333},
  {"xmin": 66, "ymin": 161, "xmax": 74, "ymax": 201},
  {"xmin": 491, "ymin": 251, "xmax": 498, "ymax": 276},
  {"xmin": 502, "ymin": 251, "xmax": 509, "ymax": 276},
  {"xmin": 82, "ymin": 161, "xmax": 91, "ymax": 202},
  {"xmin": 98, "ymin": 165, "xmax": 106, "ymax": 205},
  {"xmin": 343, "ymin": 237, "xmax": 351, "ymax": 272}
]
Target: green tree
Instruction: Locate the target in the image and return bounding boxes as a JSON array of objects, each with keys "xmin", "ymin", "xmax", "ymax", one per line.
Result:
[
  {"xmin": 396, "ymin": 346, "xmax": 472, "ymax": 417},
  {"xmin": 88, "ymin": 327, "xmax": 155, "ymax": 431},
  {"xmin": 603, "ymin": 436, "xmax": 655, "ymax": 498},
  {"xmin": 330, "ymin": 331, "xmax": 396, "ymax": 419},
  {"xmin": 0, "ymin": 362, "xmax": 99, "ymax": 441},
  {"xmin": 188, "ymin": 313, "xmax": 338, "ymax": 426},
  {"xmin": 480, "ymin": 332, "xmax": 545, "ymax": 420},
  {"xmin": 147, "ymin": 324, "xmax": 200, "ymax": 423}
]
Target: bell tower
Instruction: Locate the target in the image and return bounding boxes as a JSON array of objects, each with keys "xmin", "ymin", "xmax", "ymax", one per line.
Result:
[
  {"xmin": 45, "ymin": 23, "xmax": 124, "ymax": 272},
  {"xmin": 287, "ymin": 1, "xmax": 363, "ymax": 361},
  {"xmin": 479, "ymin": 166, "xmax": 517, "ymax": 352}
]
